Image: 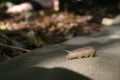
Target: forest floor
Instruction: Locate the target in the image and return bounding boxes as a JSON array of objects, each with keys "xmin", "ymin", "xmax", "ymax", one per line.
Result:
[{"xmin": 0, "ymin": 3, "xmax": 120, "ymax": 62}]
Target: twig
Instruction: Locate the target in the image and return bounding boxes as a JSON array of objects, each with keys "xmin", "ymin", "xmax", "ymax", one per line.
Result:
[{"xmin": 0, "ymin": 43, "xmax": 31, "ymax": 52}]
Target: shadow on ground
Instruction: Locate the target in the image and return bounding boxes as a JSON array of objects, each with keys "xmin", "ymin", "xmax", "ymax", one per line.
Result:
[
  {"xmin": 0, "ymin": 67, "xmax": 92, "ymax": 80},
  {"xmin": 0, "ymin": 24, "xmax": 120, "ymax": 80}
]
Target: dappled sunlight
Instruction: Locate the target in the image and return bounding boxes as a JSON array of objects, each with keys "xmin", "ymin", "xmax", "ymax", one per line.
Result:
[
  {"xmin": 0, "ymin": 24, "xmax": 120, "ymax": 80},
  {"xmin": 1, "ymin": 1, "xmax": 120, "ymax": 80},
  {"xmin": 1, "ymin": 0, "xmax": 120, "ymax": 62}
]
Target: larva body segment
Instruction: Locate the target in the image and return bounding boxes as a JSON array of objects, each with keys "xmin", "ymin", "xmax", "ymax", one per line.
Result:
[{"xmin": 66, "ymin": 46, "xmax": 96, "ymax": 60}]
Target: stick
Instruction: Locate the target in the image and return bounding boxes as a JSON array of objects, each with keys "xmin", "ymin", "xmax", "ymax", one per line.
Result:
[{"xmin": 0, "ymin": 43, "xmax": 31, "ymax": 52}]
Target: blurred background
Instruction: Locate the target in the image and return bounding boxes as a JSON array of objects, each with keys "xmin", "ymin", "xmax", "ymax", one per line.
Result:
[{"xmin": 0, "ymin": 0, "xmax": 120, "ymax": 62}]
